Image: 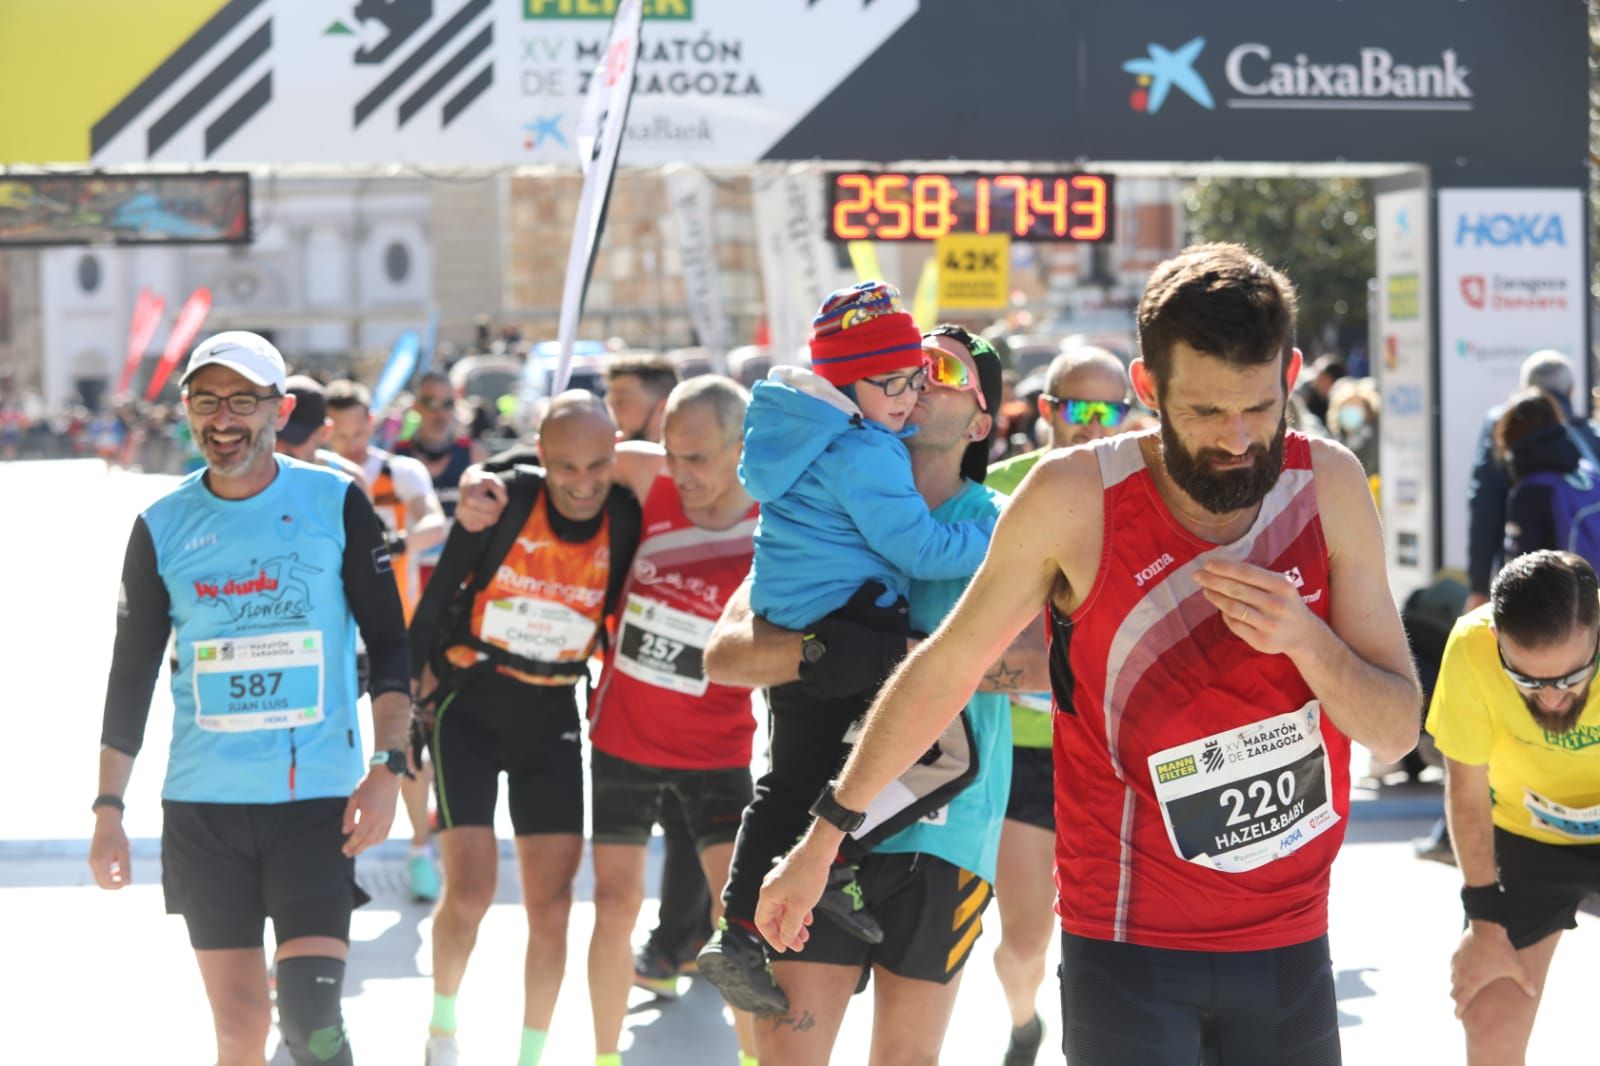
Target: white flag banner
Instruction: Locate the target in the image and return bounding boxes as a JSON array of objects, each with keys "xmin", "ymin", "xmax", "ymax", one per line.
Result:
[
  {"xmin": 752, "ymin": 166, "xmax": 852, "ymax": 365},
  {"xmin": 666, "ymin": 168, "xmax": 730, "ymax": 365},
  {"xmin": 554, "ymin": 0, "xmax": 643, "ymax": 394}
]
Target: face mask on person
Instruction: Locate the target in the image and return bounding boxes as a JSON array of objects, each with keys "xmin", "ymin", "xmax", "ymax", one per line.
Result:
[{"xmin": 1337, "ymin": 405, "xmax": 1367, "ymax": 433}]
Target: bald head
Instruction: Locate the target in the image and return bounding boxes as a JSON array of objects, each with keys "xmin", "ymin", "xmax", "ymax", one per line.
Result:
[
  {"xmin": 537, "ymin": 390, "xmax": 617, "ymax": 521},
  {"xmin": 1043, "ymin": 347, "xmax": 1130, "ymax": 448}
]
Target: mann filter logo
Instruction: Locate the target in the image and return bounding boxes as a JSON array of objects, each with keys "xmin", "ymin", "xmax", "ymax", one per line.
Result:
[
  {"xmin": 1224, "ymin": 44, "xmax": 1472, "ymax": 110},
  {"xmin": 524, "ymin": 0, "xmax": 691, "ymax": 16},
  {"xmin": 1155, "ymin": 755, "xmax": 1198, "ymax": 783}
]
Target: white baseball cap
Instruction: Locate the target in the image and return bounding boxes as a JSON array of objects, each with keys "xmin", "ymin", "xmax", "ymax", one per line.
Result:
[{"xmin": 180, "ymin": 331, "xmax": 287, "ymax": 393}]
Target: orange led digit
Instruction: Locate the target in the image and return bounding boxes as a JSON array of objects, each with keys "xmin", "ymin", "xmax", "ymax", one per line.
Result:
[
  {"xmin": 993, "ymin": 175, "xmax": 1032, "ymax": 237},
  {"xmin": 1069, "ymin": 174, "xmax": 1108, "ymax": 241},
  {"xmin": 874, "ymin": 174, "xmax": 912, "ymax": 239},
  {"xmin": 974, "ymin": 177, "xmax": 991, "ymax": 236},
  {"xmin": 833, "ymin": 173, "xmax": 873, "ymax": 241},
  {"xmin": 1029, "ymin": 178, "xmax": 1070, "ymax": 237},
  {"xmin": 911, "ymin": 174, "xmax": 957, "ymax": 240}
]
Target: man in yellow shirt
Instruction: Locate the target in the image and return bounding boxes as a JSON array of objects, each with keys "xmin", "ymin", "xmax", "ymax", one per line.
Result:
[{"xmin": 1428, "ymin": 549, "xmax": 1600, "ymax": 1065}]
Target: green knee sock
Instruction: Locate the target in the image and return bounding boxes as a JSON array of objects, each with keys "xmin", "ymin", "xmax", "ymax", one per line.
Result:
[
  {"xmin": 739, "ymin": 1054, "xmax": 759, "ymax": 1066},
  {"xmin": 595, "ymin": 1054, "xmax": 623, "ymax": 1066},
  {"xmin": 429, "ymin": 993, "xmax": 457, "ymax": 1034},
  {"xmin": 518, "ymin": 1027, "xmax": 548, "ymax": 1066}
]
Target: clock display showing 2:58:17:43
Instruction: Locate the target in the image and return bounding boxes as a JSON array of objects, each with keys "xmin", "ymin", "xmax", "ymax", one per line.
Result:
[{"xmin": 826, "ymin": 171, "xmax": 1114, "ymax": 243}]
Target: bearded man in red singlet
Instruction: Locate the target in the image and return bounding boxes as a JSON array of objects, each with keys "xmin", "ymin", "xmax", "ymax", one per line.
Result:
[{"xmin": 756, "ymin": 243, "xmax": 1422, "ymax": 1066}]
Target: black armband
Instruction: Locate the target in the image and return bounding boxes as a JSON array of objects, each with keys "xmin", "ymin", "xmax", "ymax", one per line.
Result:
[{"xmin": 1461, "ymin": 882, "xmax": 1506, "ymax": 925}]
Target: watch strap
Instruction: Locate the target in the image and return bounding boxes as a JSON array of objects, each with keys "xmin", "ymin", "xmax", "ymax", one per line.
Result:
[{"xmin": 810, "ymin": 781, "xmax": 867, "ymax": 834}]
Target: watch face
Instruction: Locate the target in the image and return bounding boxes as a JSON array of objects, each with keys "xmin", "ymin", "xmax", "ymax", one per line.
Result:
[{"xmin": 802, "ymin": 637, "xmax": 826, "ymax": 664}]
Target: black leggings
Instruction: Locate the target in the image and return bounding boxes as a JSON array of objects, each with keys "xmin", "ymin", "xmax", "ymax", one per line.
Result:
[
  {"xmin": 720, "ymin": 681, "xmax": 867, "ymax": 923},
  {"xmin": 1060, "ymin": 931, "xmax": 1341, "ymax": 1066}
]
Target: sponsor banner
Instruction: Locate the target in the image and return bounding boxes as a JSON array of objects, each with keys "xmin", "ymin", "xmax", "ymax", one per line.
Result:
[
  {"xmin": 1373, "ymin": 185, "xmax": 1433, "ymax": 599},
  {"xmin": 1437, "ymin": 187, "xmax": 1586, "ymax": 572},
  {"xmin": 1074, "ymin": 2, "xmax": 1585, "ymax": 166},
  {"xmin": 31, "ymin": 0, "xmax": 917, "ymax": 167},
  {"xmin": 935, "ymin": 234, "xmax": 1010, "ymax": 310},
  {"xmin": 10, "ymin": 1, "xmax": 1579, "ymax": 169},
  {"xmin": 664, "ymin": 167, "xmax": 729, "ymax": 362},
  {"xmin": 751, "ymin": 167, "xmax": 853, "ymax": 363}
]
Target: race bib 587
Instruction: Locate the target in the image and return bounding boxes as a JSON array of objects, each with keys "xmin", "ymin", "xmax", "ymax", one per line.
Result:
[{"xmin": 193, "ymin": 630, "xmax": 323, "ymax": 732}]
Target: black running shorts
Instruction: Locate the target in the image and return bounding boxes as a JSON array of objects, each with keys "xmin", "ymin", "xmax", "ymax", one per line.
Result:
[
  {"xmin": 785, "ymin": 851, "xmax": 992, "ymax": 984},
  {"xmin": 1493, "ymin": 826, "xmax": 1600, "ymax": 949},
  {"xmin": 1059, "ymin": 931, "xmax": 1341, "ymax": 1065},
  {"xmin": 428, "ymin": 672, "xmax": 583, "ymax": 835},
  {"xmin": 590, "ymin": 748, "xmax": 751, "ymax": 849},
  {"xmin": 161, "ymin": 797, "xmax": 369, "ymax": 951},
  {"xmin": 1004, "ymin": 745, "xmax": 1055, "ymax": 831}
]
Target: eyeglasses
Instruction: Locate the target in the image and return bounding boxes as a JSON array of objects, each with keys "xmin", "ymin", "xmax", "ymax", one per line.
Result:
[
  {"xmin": 924, "ymin": 348, "xmax": 988, "ymax": 411},
  {"xmin": 417, "ymin": 397, "xmax": 453, "ymax": 411},
  {"xmin": 185, "ymin": 391, "xmax": 281, "ymax": 416},
  {"xmin": 1041, "ymin": 395, "xmax": 1131, "ymax": 428},
  {"xmin": 1497, "ymin": 634, "xmax": 1600, "ymax": 692},
  {"xmin": 858, "ymin": 365, "xmax": 928, "ymax": 398}
]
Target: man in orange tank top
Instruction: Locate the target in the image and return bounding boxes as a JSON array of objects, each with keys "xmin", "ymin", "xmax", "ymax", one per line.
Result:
[{"xmin": 756, "ymin": 244, "xmax": 1423, "ymax": 1066}]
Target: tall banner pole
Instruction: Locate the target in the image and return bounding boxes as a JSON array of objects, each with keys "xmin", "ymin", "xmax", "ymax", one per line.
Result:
[
  {"xmin": 144, "ymin": 287, "xmax": 213, "ymax": 401},
  {"xmin": 116, "ymin": 288, "xmax": 165, "ymax": 396},
  {"xmin": 552, "ymin": 0, "xmax": 643, "ymax": 395}
]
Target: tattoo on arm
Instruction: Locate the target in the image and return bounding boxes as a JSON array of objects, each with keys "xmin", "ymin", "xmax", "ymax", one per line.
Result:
[{"xmin": 983, "ymin": 659, "xmax": 1024, "ymax": 692}]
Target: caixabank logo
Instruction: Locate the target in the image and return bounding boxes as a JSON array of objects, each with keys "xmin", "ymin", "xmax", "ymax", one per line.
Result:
[{"xmin": 1124, "ymin": 35, "xmax": 1475, "ymax": 115}]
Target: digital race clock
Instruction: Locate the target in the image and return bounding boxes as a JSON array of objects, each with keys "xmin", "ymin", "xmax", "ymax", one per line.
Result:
[{"xmin": 826, "ymin": 171, "xmax": 1114, "ymax": 243}]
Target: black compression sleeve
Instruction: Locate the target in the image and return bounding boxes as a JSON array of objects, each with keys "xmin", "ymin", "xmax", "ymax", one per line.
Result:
[
  {"xmin": 101, "ymin": 518, "xmax": 172, "ymax": 756},
  {"xmin": 341, "ymin": 484, "xmax": 412, "ymax": 698}
]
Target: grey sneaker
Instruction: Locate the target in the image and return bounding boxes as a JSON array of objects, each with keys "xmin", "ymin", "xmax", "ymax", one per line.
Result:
[
  {"xmin": 424, "ymin": 1034, "xmax": 458, "ymax": 1066},
  {"xmin": 814, "ymin": 863, "xmax": 884, "ymax": 944},
  {"xmin": 1004, "ymin": 1013, "xmax": 1044, "ymax": 1066},
  {"xmin": 695, "ymin": 922, "xmax": 789, "ymax": 1016}
]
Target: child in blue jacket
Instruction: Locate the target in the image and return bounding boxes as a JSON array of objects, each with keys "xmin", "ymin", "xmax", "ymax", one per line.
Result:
[{"xmin": 698, "ymin": 281, "xmax": 997, "ymax": 1015}]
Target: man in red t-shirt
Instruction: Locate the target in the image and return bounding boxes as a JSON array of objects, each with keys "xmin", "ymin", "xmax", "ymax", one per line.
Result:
[{"xmin": 757, "ymin": 244, "xmax": 1422, "ymax": 1065}]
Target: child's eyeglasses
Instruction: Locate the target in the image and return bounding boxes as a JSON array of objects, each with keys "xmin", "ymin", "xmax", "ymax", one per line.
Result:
[{"xmin": 858, "ymin": 365, "xmax": 929, "ymax": 398}]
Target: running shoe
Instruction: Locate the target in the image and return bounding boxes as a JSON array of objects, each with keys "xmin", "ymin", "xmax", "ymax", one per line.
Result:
[
  {"xmin": 423, "ymin": 1033, "xmax": 459, "ymax": 1066},
  {"xmin": 1004, "ymin": 1013, "xmax": 1044, "ymax": 1066},
  {"xmin": 1413, "ymin": 818, "xmax": 1456, "ymax": 866},
  {"xmin": 408, "ymin": 852, "xmax": 442, "ymax": 902},
  {"xmin": 675, "ymin": 936, "xmax": 707, "ymax": 976},
  {"xmin": 814, "ymin": 864, "xmax": 883, "ymax": 944},
  {"xmin": 633, "ymin": 941, "xmax": 684, "ymax": 1001},
  {"xmin": 696, "ymin": 921, "xmax": 789, "ymax": 1016}
]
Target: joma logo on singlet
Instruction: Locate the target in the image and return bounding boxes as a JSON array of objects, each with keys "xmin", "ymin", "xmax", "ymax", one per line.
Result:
[{"xmin": 1134, "ymin": 553, "xmax": 1176, "ymax": 587}]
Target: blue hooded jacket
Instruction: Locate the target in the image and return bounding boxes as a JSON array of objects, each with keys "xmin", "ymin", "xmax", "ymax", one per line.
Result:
[{"xmin": 739, "ymin": 366, "xmax": 997, "ymax": 629}]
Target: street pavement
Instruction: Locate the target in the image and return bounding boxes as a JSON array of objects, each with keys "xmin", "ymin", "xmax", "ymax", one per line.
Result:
[{"xmin": 4, "ymin": 460, "xmax": 1598, "ymax": 1064}]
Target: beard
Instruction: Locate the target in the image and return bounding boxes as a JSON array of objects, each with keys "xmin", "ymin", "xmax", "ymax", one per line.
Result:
[
  {"xmin": 205, "ymin": 424, "xmax": 276, "ymax": 478},
  {"xmin": 1521, "ymin": 686, "xmax": 1589, "ymax": 735},
  {"xmin": 1160, "ymin": 411, "xmax": 1287, "ymax": 515}
]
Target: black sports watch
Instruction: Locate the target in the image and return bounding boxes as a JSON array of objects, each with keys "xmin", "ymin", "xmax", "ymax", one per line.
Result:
[
  {"xmin": 800, "ymin": 631, "xmax": 828, "ymax": 665},
  {"xmin": 810, "ymin": 781, "xmax": 866, "ymax": 834},
  {"xmin": 369, "ymin": 749, "xmax": 415, "ymax": 780}
]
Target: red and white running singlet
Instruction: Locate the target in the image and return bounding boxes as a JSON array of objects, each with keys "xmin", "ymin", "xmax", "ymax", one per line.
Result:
[
  {"xmin": 590, "ymin": 472, "xmax": 759, "ymax": 770},
  {"xmin": 1051, "ymin": 430, "xmax": 1349, "ymax": 951}
]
